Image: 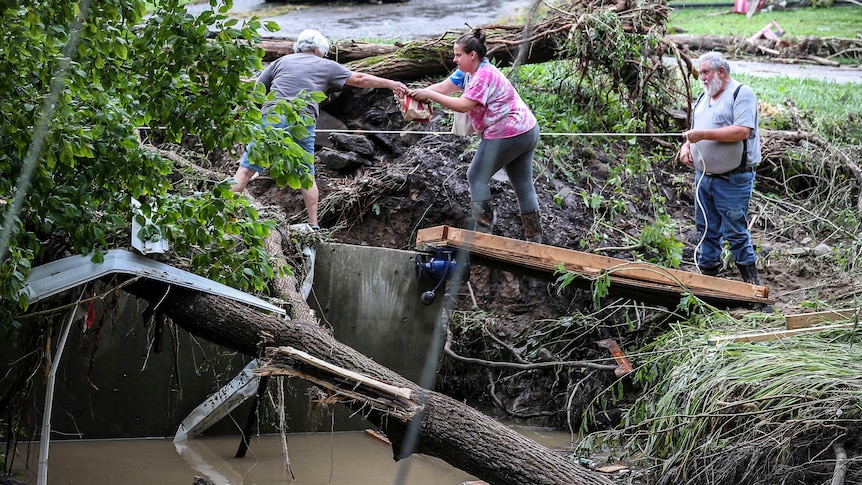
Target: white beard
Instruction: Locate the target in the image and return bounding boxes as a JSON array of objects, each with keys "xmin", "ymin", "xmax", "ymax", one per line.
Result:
[{"xmin": 703, "ymin": 77, "xmax": 722, "ymax": 98}]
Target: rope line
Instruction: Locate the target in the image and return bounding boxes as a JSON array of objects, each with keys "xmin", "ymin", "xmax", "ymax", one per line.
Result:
[
  {"xmin": 138, "ymin": 126, "xmax": 685, "ymax": 138},
  {"xmin": 315, "ymin": 128, "xmax": 685, "ymax": 137}
]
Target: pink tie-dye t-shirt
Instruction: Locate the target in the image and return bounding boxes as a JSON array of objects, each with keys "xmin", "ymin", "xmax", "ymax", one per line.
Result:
[{"xmin": 451, "ymin": 61, "xmax": 537, "ymax": 140}]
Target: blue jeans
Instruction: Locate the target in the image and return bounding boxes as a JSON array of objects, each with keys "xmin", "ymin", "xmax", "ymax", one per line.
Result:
[
  {"xmin": 694, "ymin": 170, "xmax": 757, "ymax": 268},
  {"xmin": 239, "ymin": 114, "xmax": 316, "ymax": 175}
]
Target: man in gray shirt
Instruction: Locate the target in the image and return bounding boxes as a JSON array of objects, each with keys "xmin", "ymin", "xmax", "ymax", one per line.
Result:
[
  {"xmin": 231, "ymin": 29, "xmax": 408, "ymax": 229},
  {"xmin": 678, "ymin": 51, "xmax": 767, "ymax": 296}
]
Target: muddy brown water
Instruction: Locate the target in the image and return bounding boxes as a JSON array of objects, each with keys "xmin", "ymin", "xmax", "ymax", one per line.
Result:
[{"xmin": 11, "ymin": 427, "xmax": 577, "ymax": 484}]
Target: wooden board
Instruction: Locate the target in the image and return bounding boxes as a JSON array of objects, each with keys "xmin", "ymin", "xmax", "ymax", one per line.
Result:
[
  {"xmin": 707, "ymin": 322, "xmax": 859, "ymax": 345},
  {"xmin": 416, "ymin": 226, "xmax": 772, "ymax": 306},
  {"xmin": 785, "ymin": 309, "xmax": 860, "ymax": 330}
]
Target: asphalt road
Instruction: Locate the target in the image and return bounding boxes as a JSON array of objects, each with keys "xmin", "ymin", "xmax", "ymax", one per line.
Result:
[{"xmin": 728, "ymin": 59, "xmax": 861, "ymax": 84}]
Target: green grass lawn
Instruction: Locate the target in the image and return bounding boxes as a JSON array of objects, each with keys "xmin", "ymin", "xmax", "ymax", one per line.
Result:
[{"xmin": 668, "ymin": 3, "xmax": 862, "ymax": 39}]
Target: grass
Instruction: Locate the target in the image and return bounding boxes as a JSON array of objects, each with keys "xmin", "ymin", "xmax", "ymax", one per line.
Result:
[
  {"xmin": 718, "ymin": 74, "xmax": 862, "ymax": 142},
  {"xmin": 740, "ymin": 74, "xmax": 862, "ymax": 115},
  {"xmin": 581, "ymin": 324, "xmax": 862, "ymax": 484},
  {"xmin": 668, "ymin": 3, "xmax": 862, "ymax": 39}
]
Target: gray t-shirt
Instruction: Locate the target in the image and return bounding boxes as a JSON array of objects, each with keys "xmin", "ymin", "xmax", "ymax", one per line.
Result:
[
  {"xmin": 690, "ymin": 80, "xmax": 761, "ymax": 174},
  {"xmin": 257, "ymin": 53, "xmax": 353, "ymax": 119}
]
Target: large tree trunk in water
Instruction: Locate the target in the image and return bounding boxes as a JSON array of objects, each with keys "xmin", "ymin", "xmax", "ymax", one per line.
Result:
[{"xmin": 125, "ymin": 283, "xmax": 611, "ymax": 485}]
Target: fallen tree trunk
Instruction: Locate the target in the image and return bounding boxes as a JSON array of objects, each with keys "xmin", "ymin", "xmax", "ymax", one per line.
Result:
[
  {"xmin": 125, "ymin": 283, "xmax": 612, "ymax": 485},
  {"xmin": 667, "ymin": 34, "xmax": 862, "ymax": 61},
  {"xmin": 257, "ymin": 22, "xmax": 561, "ymax": 82},
  {"xmin": 259, "ymin": 38, "xmax": 402, "ymax": 63}
]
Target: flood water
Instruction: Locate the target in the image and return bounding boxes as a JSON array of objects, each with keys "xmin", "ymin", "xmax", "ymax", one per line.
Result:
[{"xmin": 11, "ymin": 427, "xmax": 577, "ymax": 484}]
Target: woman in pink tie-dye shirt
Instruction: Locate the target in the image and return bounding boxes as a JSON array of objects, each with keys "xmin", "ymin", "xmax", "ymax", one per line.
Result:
[{"xmin": 409, "ymin": 28, "xmax": 543, "ymax": 243}]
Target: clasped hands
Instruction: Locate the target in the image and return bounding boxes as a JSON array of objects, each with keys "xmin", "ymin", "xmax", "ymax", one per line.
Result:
[{"xmin": 407, "ymin": 88, "xmax": 434, "ymax": 103}]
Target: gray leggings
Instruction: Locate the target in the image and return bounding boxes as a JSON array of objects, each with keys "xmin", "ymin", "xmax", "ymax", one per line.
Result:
[{"xmin": 466, "ymin": 124, "xmax": 540, "ymax": 214}]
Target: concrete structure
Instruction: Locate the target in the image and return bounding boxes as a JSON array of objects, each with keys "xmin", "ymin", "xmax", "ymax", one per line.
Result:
[
  {"xmin": 10, "ymin": 243, "xmax": 445, "ymax": 439},
  {"xmin": 309, "ymin": 243, "xmax": 446, "ymax": 384}
]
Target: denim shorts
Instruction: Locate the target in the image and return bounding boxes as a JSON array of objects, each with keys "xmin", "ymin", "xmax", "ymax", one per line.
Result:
[{"xmin": 239, "ymin": 114, "xmax": 316, "ymax": 175}]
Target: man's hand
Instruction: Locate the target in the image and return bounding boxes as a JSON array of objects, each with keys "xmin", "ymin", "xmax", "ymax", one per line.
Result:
[
  {"xmin": 390, "ymin": 81, "xmax": 408, "ymax": 97},
  {"xmin": 679, "ymin": 136, "xmax": 694, "ymax": 168},
  {"xmin": 682, "ymin": 129, "xmax": 704, "ymax": 143}
]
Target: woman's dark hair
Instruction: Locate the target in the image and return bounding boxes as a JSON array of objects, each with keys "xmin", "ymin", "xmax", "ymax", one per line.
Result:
[{"xmin": 455, "ymin": 28, "xmax": 487, "ymax": 58}]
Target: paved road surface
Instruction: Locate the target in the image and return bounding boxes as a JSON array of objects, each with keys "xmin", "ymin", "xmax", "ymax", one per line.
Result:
[{"xmin": 729, "ymin": 59, "xmax": 861, "ymax": 84}]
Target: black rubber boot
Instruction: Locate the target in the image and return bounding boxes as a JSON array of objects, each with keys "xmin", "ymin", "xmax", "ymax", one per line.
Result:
[
  {"xmin": 521, "ymin": 211, "xmax": 543, "ymax": 244},
  {"xmin": 698, "ymin": 263, "xmax": 721, "ymax": 276},
  {"xmin": 470, "ymin": 200, "xmax": 495, "ymax": 234},
  {"xmin": 737, "ymin": 262, "xmax": 774, "ymax": 313},
  {"xmin": 737, "ymin": 262, "xmax": 761, "ymax": 285}
]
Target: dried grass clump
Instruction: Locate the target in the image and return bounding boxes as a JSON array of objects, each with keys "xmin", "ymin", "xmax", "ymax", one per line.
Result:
[{"xmin": 585, "ymin": 320, "xmax": 862, "ymax": 485}]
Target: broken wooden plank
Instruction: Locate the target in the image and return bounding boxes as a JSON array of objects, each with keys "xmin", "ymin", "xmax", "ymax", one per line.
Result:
[
  {"xmin": 416, "ymin": 226, "xmax": 772, "ymax": 306},
  {"xmin": 707, "ymin": 322, "xmax": 859, "ymax": 345},
  {"xmin": 258, "ymin": 346, "xmax": 414, "ymax": 401},
  {"xmin": 255, "ymin": 346, "xmax": 420, "ymax": 418},
  {"xmin": 785, "ymin": 309, "xmax": 860, "ymax": 330},
  {"xmin": 596, "ymin": 464, "xmax": 629, "ymax": 474}
]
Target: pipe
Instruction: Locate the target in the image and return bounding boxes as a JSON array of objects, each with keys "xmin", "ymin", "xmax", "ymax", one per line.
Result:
[{"xmin": 37, "ymin": 287, "xmax": 86, "ymax": 485}]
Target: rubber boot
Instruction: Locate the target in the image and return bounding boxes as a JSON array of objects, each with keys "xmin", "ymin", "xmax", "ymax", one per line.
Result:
[
  {"xmin": 737, "ymin": 262, "xmax": 761, "ymax": 285},
  {"xmin": 521, "ymin": 211, "xmax": 543, "ymax": 244},
  {"xmin": 737, "ymin": 262, "xmax": 774, "ymax": 313},
  {"xmin": 470, "ymin": 200, "xmax": 495, "ymax": 234},
  {"xmin": 698, "ymin": 263, "xmax": 721, "ymax": 276}
]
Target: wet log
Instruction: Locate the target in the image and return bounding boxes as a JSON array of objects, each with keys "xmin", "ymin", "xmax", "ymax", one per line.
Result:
[
  {"xmin": 666, "ymin": 33, "xmax": 862, "ymax": 61},
  {"xmin": 124, "ymin": 282, "xmax": 612, "ymax": 485},
  {"xmin": 259, "ymin": 38, "xmax": 401, "ymax": 63},
  {"xmin": 666, "ymin": 33, "xmax": 736, "ymax": 53},
  {"xmin": 256, "ymin": 22, "xmax": 561, "ymax": 82}
]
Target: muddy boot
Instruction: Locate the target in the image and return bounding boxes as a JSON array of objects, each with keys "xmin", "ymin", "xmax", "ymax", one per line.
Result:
[
  {"xmin": 698, "ymin": 263, "xmax": 721, "ymax": 276},
  {"xmin": 737, "ymin": 262, "xmax": 761, "ymax": 285},
  {"xmin": 738, "ymin": 262, "xmax": 774, "ymax": 313},
  {"xmin": 521, "ymin": 211, "xmax": 543, "ymax": 244},
  {"xmin": 470, "ymin": 200, "xmax": 495, "ymax": 234}
]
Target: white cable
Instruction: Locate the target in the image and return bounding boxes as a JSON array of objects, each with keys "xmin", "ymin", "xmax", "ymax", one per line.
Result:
[{"xmin": 690, "ymin": 142, "xmax": 710, "ymax": 274}]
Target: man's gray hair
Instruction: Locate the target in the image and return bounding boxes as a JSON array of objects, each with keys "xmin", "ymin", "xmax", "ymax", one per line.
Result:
[
  {"xmin": 698, "ymin": 51, "xmax": 731, "ymax": 75},
  {"xmin": 294, "ymin": 29, "xmax": 330, "ymax": 56}
]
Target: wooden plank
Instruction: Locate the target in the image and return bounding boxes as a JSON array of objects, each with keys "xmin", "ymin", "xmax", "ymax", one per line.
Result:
[
  {"xmin": 707, "ymin": 322, "xmax": 859, "ymax": 345},
  {"xmin": 597, "ymin": 464, "xmax": 629, "ymax": 474},
  {"xmin": 258, "ymin": 346, "xmax": 415, "ymax": 402},
  {"xmin": 785, "ymin": 309, "xmax": 860, "ymax": 330},
  {"xmin": 416, "ymin": 225, "xmax": 771, "ymax": 305}
]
